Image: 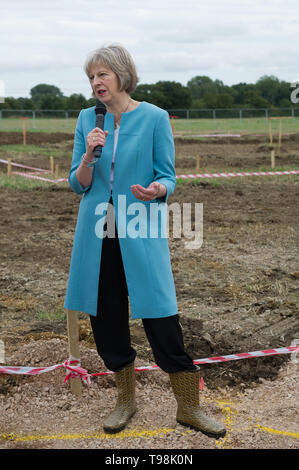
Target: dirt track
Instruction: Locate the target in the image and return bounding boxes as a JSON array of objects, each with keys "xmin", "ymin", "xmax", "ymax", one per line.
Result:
[{"xmin": 0, "ymin": 132, "xmax": 298, "ymax": 449}]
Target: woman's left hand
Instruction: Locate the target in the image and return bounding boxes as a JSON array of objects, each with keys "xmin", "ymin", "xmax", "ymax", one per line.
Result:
[{"xmin": 131, "ymin": 182, "xmax": 166, "ymax": 201}]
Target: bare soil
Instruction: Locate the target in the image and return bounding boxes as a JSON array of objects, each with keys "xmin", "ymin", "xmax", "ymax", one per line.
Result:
[{"xmin": 0, "ymin": 131, "xmax": 298, "ymax": 450}]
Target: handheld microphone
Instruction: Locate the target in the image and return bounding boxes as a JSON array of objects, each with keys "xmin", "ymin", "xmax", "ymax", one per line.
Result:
[{"xmin": 94, "ymin": 99, "xmax": 107, "ymax": 159}]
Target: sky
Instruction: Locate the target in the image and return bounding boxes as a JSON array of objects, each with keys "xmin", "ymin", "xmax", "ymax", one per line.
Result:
[{"xmin": 1, "ymin": 0, "xmax": 299, "ymax": 99}]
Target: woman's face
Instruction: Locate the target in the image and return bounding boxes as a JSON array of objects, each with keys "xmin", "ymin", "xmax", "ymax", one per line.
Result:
[{"xmin": 88, "ymin": 63, "xmax": 120, "ymax": 104}]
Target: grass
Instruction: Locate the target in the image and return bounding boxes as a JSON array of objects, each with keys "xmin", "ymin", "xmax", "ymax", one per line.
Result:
[
  {"xmin": 0, "ymin": 118, "xmax": 75, "ymax": 133},
  {"xmin": 36, "ymin": 306, "xmax": 66, "ymax": 322},
  {"xmin": 0, "ymin": 173, "xmax": 68, "ymax": 190},
  {"xmin": 0, "ymin": 144, "xmax": 72, "ymax": 159},
  {"xmin": 1, "ymin": 116, "xmax": 299, "ymax": 135},
  {"xmin": 0, "ymin": 143, "xmax": 71, "ymax": 189},
  {"xmin": 173, "ymin": 117, "xmax": 299, "ymax": 136}
]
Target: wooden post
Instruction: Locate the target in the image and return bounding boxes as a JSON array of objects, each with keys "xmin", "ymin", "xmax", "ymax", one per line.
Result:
[
  {"xmin": 269, "ymin": 119, "xmax": 273, "ymax": 144},
  {"xmin": 50, "ymin": 156, "xmax": 54, "ymax": 173},
  {"xmin": 23, "ymin": 122, "xmax": 26, "ymax": 145},
  {"xmin": 196, "ymin": 155, "xmax": 200, "ymax": 171},
  {"xmin": 271, "ymin": 150, "xmax": 275, "ymax": 169},
  {"xmin": 278, "ymin": 118, "xmax": 282, "ymax": 156},
  {"xmin": 66, "ymin": 310, "xmax": 82, "ymax": 396},
  {"xmin": 7, "ymin": 158, "xmax": 11, "ymax": 177},
  {"xmin": 55, "ymin": 164, "xmax": 59, "ymax": 179},
  {"xmin": 21, "ymin": 117, "xmax": 28, "ymax": 145}
]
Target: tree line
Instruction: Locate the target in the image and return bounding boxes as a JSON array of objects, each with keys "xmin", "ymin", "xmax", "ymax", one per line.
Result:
[{"xmin": 0, "ymin": 75, "xmax": 296, "ymax": 111}]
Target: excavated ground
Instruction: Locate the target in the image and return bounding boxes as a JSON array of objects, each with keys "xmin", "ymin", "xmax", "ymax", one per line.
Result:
[{"xmin": 0, "ymin": 131, "xmax": 298, "ymax": 450}]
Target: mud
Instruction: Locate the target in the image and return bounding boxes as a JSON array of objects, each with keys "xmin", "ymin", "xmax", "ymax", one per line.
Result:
[
  {"xmin": 0, "ymin": 133, "xmax": 298, "ymax": 390},
  {"xmin": 0, "ymin": 131, "xmax": 73, "ymax": 145},
  {"xmin": 0, "ymin": 131, "xmax": 299, "ymax": 450},
  {"xmin": 2, "ymin": 130, "xmax": 299, "ymax": 173}
]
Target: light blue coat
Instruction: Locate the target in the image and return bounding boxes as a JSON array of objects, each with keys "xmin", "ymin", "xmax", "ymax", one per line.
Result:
[{"xmin": 64, "ymin": 101, "xmax": 178, "ymax": 319}]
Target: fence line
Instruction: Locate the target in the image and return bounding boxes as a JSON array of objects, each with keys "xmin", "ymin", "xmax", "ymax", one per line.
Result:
[
  {"xmin": 167, "ymin": 107, "xmax": 299, "ymax": 121},
  {"xmin": 0, "ymin": 107, "xmax": 298, "ymax": 132},
  {"xmin": 0, "ymin": 107, "xmax": 298, "ymax": 120}
]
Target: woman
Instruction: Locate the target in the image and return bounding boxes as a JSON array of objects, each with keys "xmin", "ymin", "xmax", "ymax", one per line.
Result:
[{"xmin": 64, "ymin": 44, "xmax": 226, "ymax": 439}]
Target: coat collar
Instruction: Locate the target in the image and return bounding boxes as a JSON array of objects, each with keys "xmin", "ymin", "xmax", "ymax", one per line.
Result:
[{"xmin": 104, "ymin": 101, "xmax": 145, "ymax": 133}]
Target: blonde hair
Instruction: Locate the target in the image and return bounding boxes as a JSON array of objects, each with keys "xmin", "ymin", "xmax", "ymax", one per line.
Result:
[{"xmin": 84, "ymin": 43, "xmax": 139, "ymax": 94}]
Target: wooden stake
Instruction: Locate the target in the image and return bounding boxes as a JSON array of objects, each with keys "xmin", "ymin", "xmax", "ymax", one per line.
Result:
[
  {"xmin": 196, "ymin": 155, "xmax": 200, "ymax": 171},
  {"xmin": 7, "ymin": 158, "xmax": 11, "ymax": 177},
  {"xmin": 271, "ymin": 150, "xmax": 275, "ymax": 169},
  {"xmin": 66, "ymin": 310, "xmax": 82, "ymax": 396},
  {"xmin": 50, "ymin": 156, "xmax": 54, "ymax": 173},
  {"xmin": 278, "ymin": 119, "xmax": 282, "ymax": 155},
  {"xmin": 55, "ymin": 164, "xmax": 59, "ymax": 179},
  {"xmin": 22, "ymin": 119, "xmax": 27, "ymax": 145},
  {"xmin": 269, "ymin": 119, "xmax": 272, "ymax": 144},
  {"xmin": 20, "ymin": 117, "xmax": 29, "ymax": 145}
]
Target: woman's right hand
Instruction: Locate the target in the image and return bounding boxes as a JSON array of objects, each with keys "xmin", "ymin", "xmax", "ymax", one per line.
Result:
[{"xmin": 86, "ymin": 128, "xmax": 109, "ymax": 160}]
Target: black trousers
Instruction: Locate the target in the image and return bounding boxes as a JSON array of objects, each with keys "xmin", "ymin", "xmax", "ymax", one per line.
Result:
[{"xmin": 90, "ymin": 197, "xmax": 196, "ymax": 374}]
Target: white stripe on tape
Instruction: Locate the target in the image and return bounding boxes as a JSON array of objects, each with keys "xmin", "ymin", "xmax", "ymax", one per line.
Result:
[
  {"xmin": 0, "ymin": 346, "xmax": 298, "ymax": 385},
  {"xmin": 176, "ymin": 170, "xmax": 299, "ymax": 179}
]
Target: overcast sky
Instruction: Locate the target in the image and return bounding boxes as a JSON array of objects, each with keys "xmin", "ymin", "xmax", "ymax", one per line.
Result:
[{"xmin": 1, "ymin": 0, "xmax": 299, "ymax": 99}]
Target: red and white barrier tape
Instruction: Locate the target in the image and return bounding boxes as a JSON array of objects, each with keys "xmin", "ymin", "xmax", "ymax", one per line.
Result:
[
  {"xmin": 2, "ymin": 158, "xmax": 299, "ymax": 184},
  {"xmin": 13, "ymin": 168, "xmax": 299, "ymax": 182},
  {"xmin": 0, "ymin": 359, "xmax": 91, "ymax": 386},
  {"xmin": 0, "ymin": 158, "xmax": 50, "ymax": 173},
  {"xmin": 11, "ymin": 171, "xmax": 67, "ymax": 183},
  {"xmin": 0, "ymin": 346, "xmax": 298, "ymax": 386},
  {"xmin": 12, "ymin": 168, "xmax": 299, "ymax": 184},
  {"xmin": 176, "ymin": 170, "xmax": 299, "ymax": 179},
  {"xmin": 0, "ymin": 158, "xmax": 67, "ymax": 183},
  {"xmin": 183, "ymin": 134, "xmax": 241, "ymax": 138}
]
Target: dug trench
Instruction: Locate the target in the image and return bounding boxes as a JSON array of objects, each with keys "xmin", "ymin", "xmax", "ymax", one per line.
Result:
[{"xmin": 0, "ymin": 186, "xmax": 298, "ymax": 393}]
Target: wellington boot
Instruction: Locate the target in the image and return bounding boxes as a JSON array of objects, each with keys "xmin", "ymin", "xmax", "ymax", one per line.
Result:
[
  {"xmin": 103, "ymin": 362, "xmax": 137, "ymax": 434},
  {"xmin": 169, "ymin": 368, "xmax": 226, "ymax": 439}
]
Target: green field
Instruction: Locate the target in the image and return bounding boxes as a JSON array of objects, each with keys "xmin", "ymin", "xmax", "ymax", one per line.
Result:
[{"xmin": 0, "ymin": 116, "xmax": 298, "ymax": 135}]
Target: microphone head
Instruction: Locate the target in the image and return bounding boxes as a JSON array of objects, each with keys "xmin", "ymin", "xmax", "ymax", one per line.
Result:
[{"xmin": 95, "ymin": 99, "xmax": 107, "ymax": 115}]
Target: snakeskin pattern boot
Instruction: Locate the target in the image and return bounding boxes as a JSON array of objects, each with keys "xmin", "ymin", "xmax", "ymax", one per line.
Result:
[
  {"xmin": 169, "ymin": 368, "xmax": 226, "ymax": 439},
  {"xmin": 103, "ymin": 362, "xmax": 137, "ymax": 434}
]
